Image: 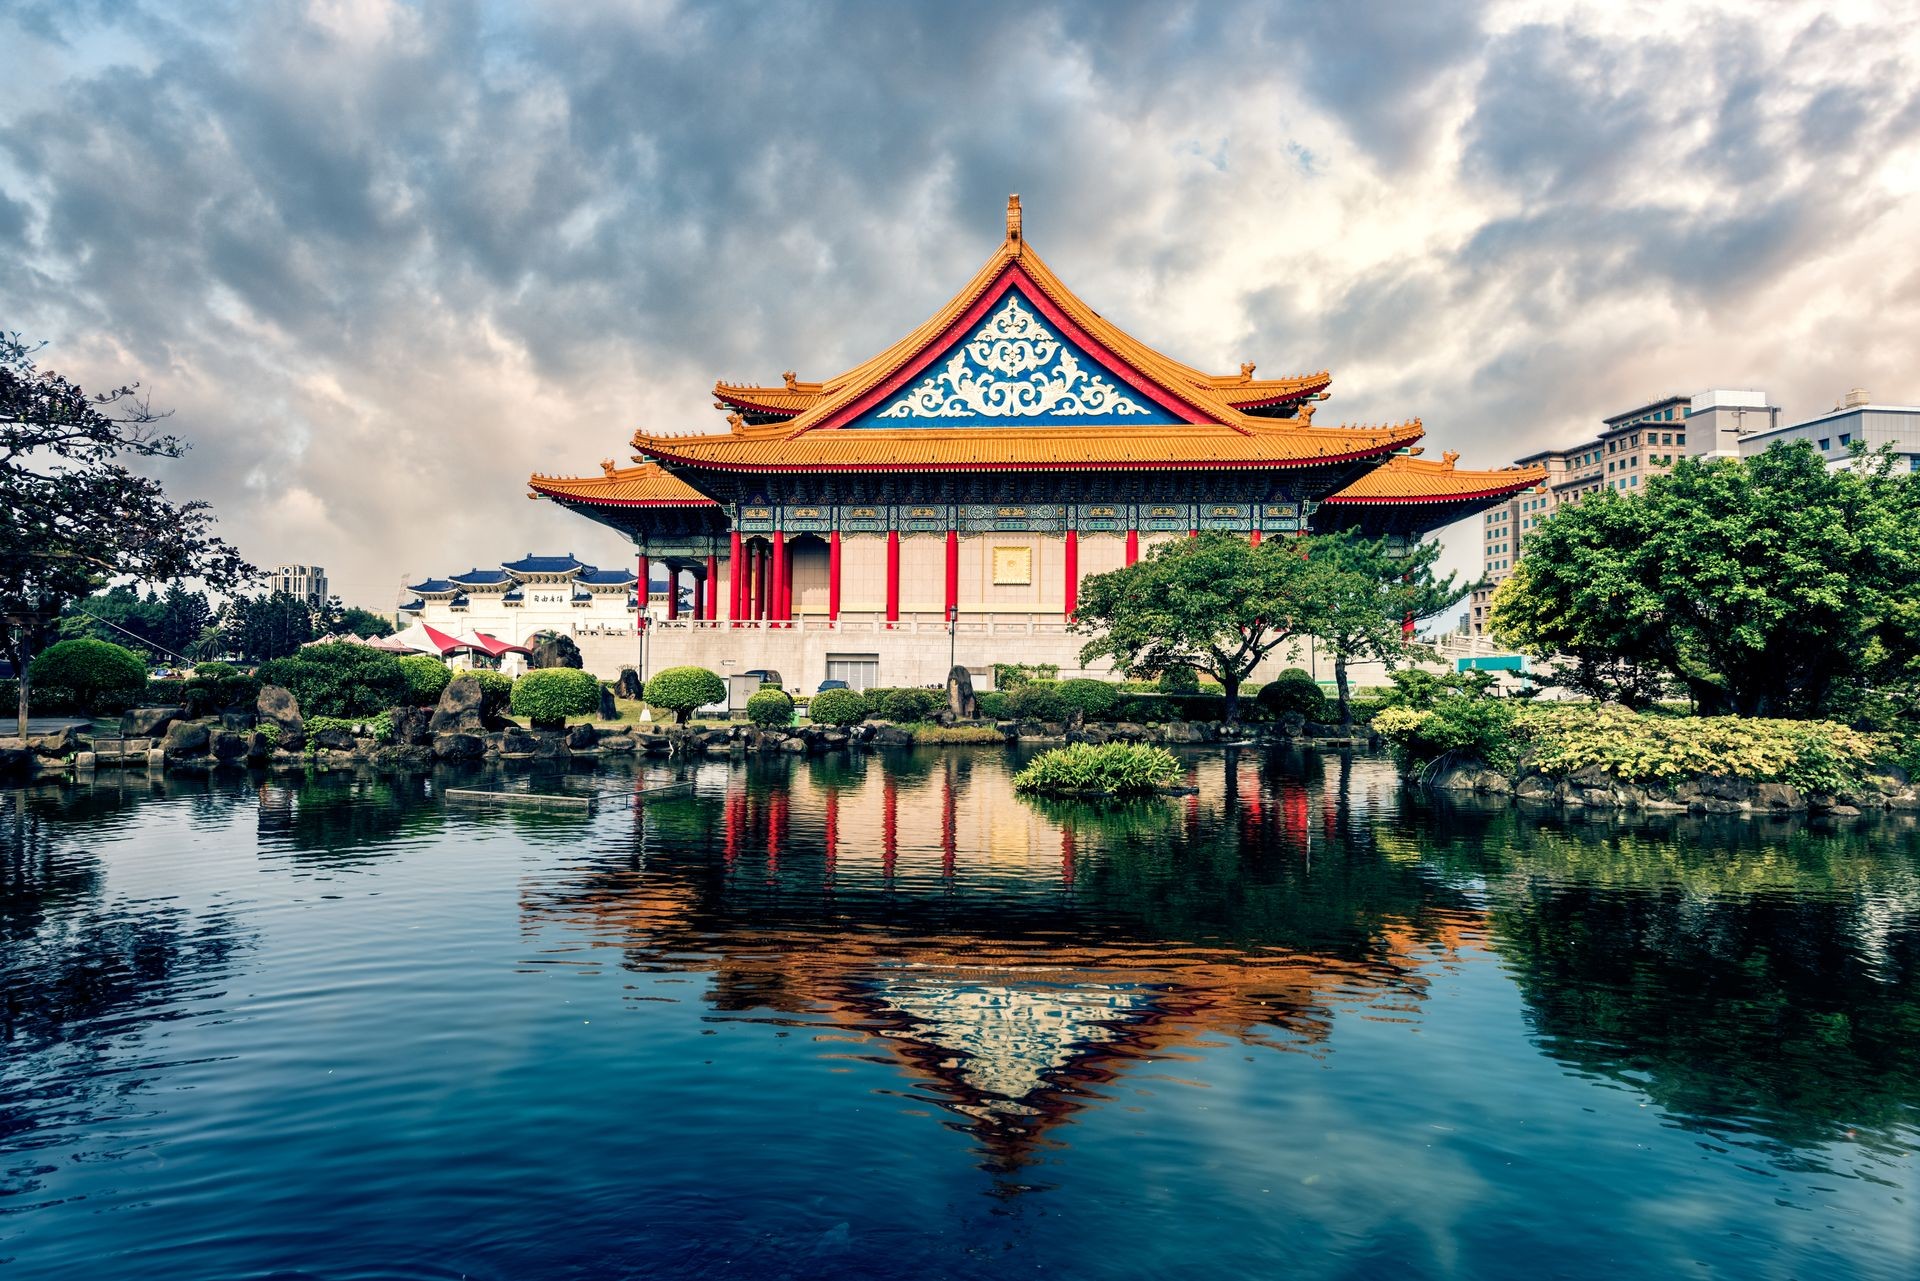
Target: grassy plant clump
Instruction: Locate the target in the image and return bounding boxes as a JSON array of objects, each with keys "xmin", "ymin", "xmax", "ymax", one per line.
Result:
[
  {"xmin": 1012, "ymin": 742, "xmax": 1182, "ymax": 797},
  {"xmin": 1514, "ymin": 705, "xmax": 1885, "ymax": 793},
  {"xmin": 304, "ymin": 711, "xmax": 395, "ymax": 746},
  {"xmin": 911, "ymin": 724, "xmax": 1006, "ymax": 744},
  {"xmin": 807, "ymin": 688, "xmax": 868, "ymax": 726},
  {"xmin": 745, "ymin": 687, "xmax": 796, "ymax": 728},
  {"xmin": 1371, "ymin": 700, "xmax": 1519, "ymax": 772}
]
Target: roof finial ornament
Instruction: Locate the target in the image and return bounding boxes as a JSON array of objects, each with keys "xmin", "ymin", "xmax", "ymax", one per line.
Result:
[
  {"xmin": 726, "ymin": 411, "xmax": 747, "ymax": 433},
  {"xmin": 599, "ymin": 458, "xmax": 618, "ymax": 476},
  {"xmin": 1006, "ymin": 193, "xmax": 1022, "ymax": 243},
  {"xmin": 1442, "ymin": 449, "xmax": 1459, "ymax": 469},
  {"xmin": 1299, "ymin": 402, "xmax": 1316, "ymax": 423},
  {"xmin": 1239, "ymin": 361, "xmax": 1256, "ymax": 383},
  {"xmin": 782, "ymin": 370, "xmax": 799, "ymax": 390}
]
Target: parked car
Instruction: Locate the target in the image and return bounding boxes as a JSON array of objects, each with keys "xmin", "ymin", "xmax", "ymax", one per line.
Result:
[{"xmin": 816, "ymin": 679, "xmax": 849, "ymax": 693}]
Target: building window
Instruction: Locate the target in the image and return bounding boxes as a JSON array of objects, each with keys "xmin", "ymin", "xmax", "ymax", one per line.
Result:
[
  {"xmin": 1839, "ymin": 433, "xmax": 1851, "ymax": 447},
  {"xmin": 1818, "ymin": 438, "xmax": 1830, "ymax": 450},
  {"xmin": 826, "ymin": 653, "xmax": 881, "ymax": 692}
]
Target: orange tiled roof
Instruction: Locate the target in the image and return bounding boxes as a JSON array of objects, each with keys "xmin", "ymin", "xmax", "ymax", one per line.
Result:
[
  {"xmin": 715, "ymin": 368, "xmax": 1329, "ymax": 419},
  {"xmin": 1322, "ymin": 453, "xmax": 1547, "ymax": 504},
  {"xmin": 634, "ymin": 420, "xmax": 1424, "ymax": 473},
  {"xmin": 1209, "ymin": 371, "xmax": 1332, "ymax": 409},
  {"xmin": 528, "ymin": 462, "xmax": 719, "ymax": 507},
  {"xmin": 712, "ymin": 378, "xmax": 827, "ymax": 417}
]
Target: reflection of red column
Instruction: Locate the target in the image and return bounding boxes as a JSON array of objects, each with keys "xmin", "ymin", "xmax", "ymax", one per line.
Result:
[
  {"xmin": 885, "ymin": 530, "xmax": 900, "ymax": 626},
  {"xmin": 727, "ymin": 531, "xmax": 742, "ymax": 623},
  {"xmin": 665, "ymin": 562, "xmax": 679, "ymax": 620},
  {"xmin": 828, "ymin": 530, "xmax": 842, "ymax": 622},
  {"xmin": 824, "ymin": 788, "xmax": 839, "ymax": 879},
  {"xmin": 1124, "ymin": 528, "xmax": 1139, "ymax": 566},
  {"xmin": 882, "ymin": 776, "xmax": 898, "ymax": 881},
  {"xmin": 1063, "ymin": 529, "xmax": 1079, "ymax": 618},
  {"xmin": 705, "ymin": 555, "xmax": 719, "ymax": 621},
  {"xmin": 1281, "ymin": 777, "xmax": 1309, "ymax": 849},
  {"xmin": 940, "ymin": 769, "xmax": 956, "ymax": 879},
  {"xmin": 1061, "ymin": 824, "xmax": 1077, "ymax": 889},
  {"xmin": 723, "ymin": 788, "xmax": 742, "ymax": 866},
  {"xmin": 944, "ymin": 528, "xmax": 959, "ymax": 619},
  {"xmin": 767, "ymin": 790, "xmax": 786, "ymax": 875},
  {"xmin": 636, "ymin": 553, "xmax": 650, "ymax": 618}
]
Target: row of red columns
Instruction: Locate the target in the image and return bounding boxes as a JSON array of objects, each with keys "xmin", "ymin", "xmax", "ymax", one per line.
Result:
[{"xmin": 645, "ymin": 526, "xmax": 1267, "ymax": 627}]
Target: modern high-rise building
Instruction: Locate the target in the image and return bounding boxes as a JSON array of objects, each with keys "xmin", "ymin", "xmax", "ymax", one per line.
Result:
[
  {"xmin": 269, "ymin": 564, "xmax": 328, "ymax": 608},
  {"xmin": 1737, "ymin": 389, "xmax": 1920, "ymax": 473}
]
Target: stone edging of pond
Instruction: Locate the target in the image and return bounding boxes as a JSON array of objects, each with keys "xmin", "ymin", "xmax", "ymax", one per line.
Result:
[{"xmin": 1422, "ymin": 758, "xmax": 1920, "ymax": 817}]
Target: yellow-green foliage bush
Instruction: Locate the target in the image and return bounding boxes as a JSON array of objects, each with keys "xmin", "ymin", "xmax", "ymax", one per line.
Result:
[
  {"xmin": 1514, "ymin": 706, "xmax": 1884, "ymax": 794},
  {"xmin": 1012, "ymin": 742, "xmax": 1181, "ymax": 796}
]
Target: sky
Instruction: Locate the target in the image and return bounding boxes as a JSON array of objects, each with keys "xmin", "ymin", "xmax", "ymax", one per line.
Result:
[{"xmin": 4, "ymin": 0, "xmax": 1919, "ymax": 611}]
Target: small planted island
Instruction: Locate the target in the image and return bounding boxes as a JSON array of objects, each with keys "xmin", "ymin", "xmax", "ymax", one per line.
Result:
[{"xmin": 1012, "ymin": 742, "xmax": 1186, "ymax": 798}]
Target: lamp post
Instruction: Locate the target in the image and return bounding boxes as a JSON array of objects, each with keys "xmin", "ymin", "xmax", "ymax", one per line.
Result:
[
  {"xmin": 637, "ymin": 615, "xmax": 650, "ymax": 686},
  {"xmin": 948, "ymin": 604, "xmax": 958, "ymax": 673}
]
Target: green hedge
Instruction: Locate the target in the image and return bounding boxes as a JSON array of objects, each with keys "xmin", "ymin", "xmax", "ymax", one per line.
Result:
[
  {"xmin": 808, "ymin": 687, "xmax": 868, "ymax": 726},
  {"xmin": 511, "ymin": 668, "xmax": 601, "ymax": 728},
  {"xmin": 644, "ymin": 666, "xmax": 725, "ymax": 724},
  {"xmin": 27, "ymin": 639, "xmax": 149, "ymax": 715},
  {"xmin": 397, "ymin": 654, "xmax": 452, "ymax": 705},
  {"xmin": 1256, "ymin": 669, "xmax": 1328, "ymax": 722},
  {"xmin": 1006, "ymin": 682, "xmax": 1067, "ymax": 722},
  {"xmin": 881, "ymin": 688, "xmax": 941, "ymax": 722},
  {"xmin": 975, "ymin": 690, "xmax": 1010, "ymax": 719},
  {"xmin": 181, "ymin": 661, "xmax": 261, "ymax": 717},
  {"xmin": 258, "ymin": 643, "xmax": 409, "ymax": 719},
  {"xmin": 1056, "ymin": 678, "xmax": 1120, "ymax": 720},
  {"xmin": 1156, "ymin": 667, "xmax": 1200, "ymax": 694},
  {"xmin": 746, "ymin": 687, "xmax": 796, "ymax": 728}
]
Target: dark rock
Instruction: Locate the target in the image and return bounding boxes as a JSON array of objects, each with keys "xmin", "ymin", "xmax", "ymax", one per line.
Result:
[
  {"xmin": 528, "ymin": 633, "xmax": 583, "ymax": 669},
  {"xmin": 220, "ymin": 710, "xmax": 257, "ymax": 733},
  {"xmin": 433, "ymin": 732, "xmax": 485, "ymax": 760},
  {"xmin": 947, "ymin": 665, "xmax": 977, "ymax": 720},
  {"xmin": 122, "ymin": 705, "xmax": 185, "ymax": 737},
  {"xmin": 779, "ymin": 736, "xmax": 808, "ymax": 753},
  {"xmin": 567, "ymin": 723, "xmax": 599, "ymax": 750},
  {"xmin": 500, "ymin": 727, "xmax": 539, "ymax": 754},
  {"xmin": 211, "ymin": 731, "xmax": 251, "ymax": 761},
  {"xmin": 256, "ymin": 685, "xmax": 304, "ymax": 741},
  {"xmin": 1515, "ymin": 773, "xmax": 1557, "ymax": 801},
  {"xmin": 1694, "ymin": 773, "xmax": 1753, "ymax": 802},
  {"xmin": 872, "ymin": 726, "xmax": 914, "ymax": 747},
  {"xmin": 0, "ymin": 747, "xmax": 31, "ymax": 779},
  {"xmin": 370, "ymin": 744, "xmax": 433, "ymax": 769},
  {"xmin": 821, "ymin": 730, "xmax": 849, "ymax": 748},
  {"xmin": 389, "ymin": 706, "xmax": 432, "ymax": 745},
  {"xmin": 531, "ymin": 731, "xmax": 570, "ymax": 759},
  {"xmin": 1161, "ymin": 722, "xmax": 1205, "ymax": 744},
  {"xmin": 312, "ymin": 727, "xmax": 357, "ymax": 751},
  {"xmin": 430, "ymin": 675, "xmax": 487, "ymax": 734},
  {"xmin": 614, "ymin": 667, "xmax": 645, "ymax": 700},
  {"xmin": 597, "ymin": 685, "xmax": 618, "ymax": 721},
  {"xmin": 643, "ymin": 735, "xmax": 672, "ymax": 755},
  {"xmin": 28, "ymin": 726, "xmax": 76, "ymax": 757},
  {"xmin": 1753, "ymin": 782, "xmax": 1805, "ymax": 811},
  {"xmin": 163, "ymin": 720, "xmax": 211, "ymax": 758},
  {"xmin": 598, "ymin": 734, "xmax": 637, "ymax": 754}
]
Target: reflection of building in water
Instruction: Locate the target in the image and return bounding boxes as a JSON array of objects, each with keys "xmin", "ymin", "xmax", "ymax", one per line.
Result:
[{"xmin": 525, "ymin": 753, "xmax": 1483, "ymax": 1177}]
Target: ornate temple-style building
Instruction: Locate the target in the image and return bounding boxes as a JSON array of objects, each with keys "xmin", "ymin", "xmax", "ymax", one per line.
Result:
[{"xmin": 531, "ymin": 198, "xmax": 1543, "ymax": 686}]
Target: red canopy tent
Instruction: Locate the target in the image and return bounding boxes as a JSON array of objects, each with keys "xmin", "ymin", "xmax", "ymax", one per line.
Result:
[
  {"xmin": 387, "ymin": 621, "xmax": 478, "ymax": 657},
  {"xmin": 453, "ymin": 630, "xmax": 533, "ymax": 659}
]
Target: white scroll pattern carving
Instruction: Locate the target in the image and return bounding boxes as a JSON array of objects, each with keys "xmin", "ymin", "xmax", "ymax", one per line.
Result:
[{"xmin": 875, "ymin": 295, "xmax": 1152, "ymax": 420}]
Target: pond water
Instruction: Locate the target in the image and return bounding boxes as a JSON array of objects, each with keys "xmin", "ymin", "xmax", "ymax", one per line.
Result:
[{"xmin": 2, "ymin": 748, "xmax": 1916, "ymax": 1279}]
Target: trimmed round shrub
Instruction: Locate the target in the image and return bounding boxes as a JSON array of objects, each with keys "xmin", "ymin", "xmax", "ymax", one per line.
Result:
[
  {"xmin": 258, "ymin": 643, "xmax": 409, "ymax": 719},
  {"xmin": 510, "ymin": 668, "xmax": 601, "ymax": 728},
  {"xmin": 181, "ymin": 660, "xmax": 261, "ymax": 717},
  {"xmin": 880, "ymin": 687, "xmax": 940, "ymax": 722},
  {"xmin": 861, "ymin": 686, "xmax": 903, "ymax": 718},
  {"xmin": 397, "ymin": 654, "xmax": 453, "ymax": 705},
  {"xmin": 808, "ymin": 687, "xmax": 868, "ymax": 726},
  {"xmin": 1006, "ymin": 681, "xmax": 1067, "ymax": 722},
  {"xmin": 1056, "ymin": 678, "xmax": 1120, "ymax": 721},
  {"xmin": 1157, "ymin": 666, "xmax": 1200, "ymax": 694},
  {"xmin": 1257, "ymin": 668, "xmax": 1329, "ymax": 722},
  {"xmin": 645, "ymin": 666, "xmax": 726, "ymax": 724},
  {"xmin": 746, "ymin": 687, "xmax": 796, "ymax": 728},
  {"xmin": 975, "ymin": 690, "xmax": 1010, "ymax": 719},
  {"xmin": 27, "ymin": 639, "xmax": 149, "ymax": 715}
]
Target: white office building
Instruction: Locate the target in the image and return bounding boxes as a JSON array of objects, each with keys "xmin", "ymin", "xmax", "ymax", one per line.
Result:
[
  {"xmin": 269, "ymin": 564, "xmax": 329, "ymax": 607},
  {"xmin": 1737, "ymin": 390, "xmax": 1920, "ymax": 472}
]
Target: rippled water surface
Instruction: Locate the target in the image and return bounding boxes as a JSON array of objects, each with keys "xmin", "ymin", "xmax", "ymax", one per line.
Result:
[{"xmin": 3, "ymin": 748, "xmax": 1917, "ymax": 1279}]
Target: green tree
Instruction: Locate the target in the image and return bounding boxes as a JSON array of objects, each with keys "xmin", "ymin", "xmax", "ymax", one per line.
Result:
[
  {"xmin": 27, "ymin": 638, "xmax": 149, "ymax": 714},
  {"xmin": 1490, "ymin": 443, "xmax": 1920, "ymax": 717},
  {"xmin": 1308, "ymin": 532, "xmax": 1466, "ymax": 732},
  {"xmin": 1074, "ymin": 532, "xmax": 1321, "ymax": 724},
  {"xmin": 225, "ymin": 591, "xmax": 315, "ymax": 662},
  {"xmin": 1, "ymin": 334, "xmax": 251, "ymax": 733},
  {"xmin": 644, "ymin": 666, "xmax": 725, "ymax": 724}
]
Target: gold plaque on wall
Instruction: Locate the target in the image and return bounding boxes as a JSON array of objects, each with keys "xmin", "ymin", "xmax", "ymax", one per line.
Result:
[{"xmin": 992, "ymin": 545, "xmax": 1033, "ymax": 585}]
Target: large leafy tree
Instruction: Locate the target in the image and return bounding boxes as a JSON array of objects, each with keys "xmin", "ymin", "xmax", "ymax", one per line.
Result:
[
  {"xmin": 1490, "ymin": 442, "xmax": 1920, "ymax": 717},
  {"xmin": 1308, "ymin": 532, "xmax": 1467, "ymax": 732},
  {"xmin": 1074, "ymin": 532, "xmax": 1324, "ymax": 724},
  {"xmin": 1, "ymin": 335, "xmax": 250, "ymax": 734},
  {"xmin": 58, "ymin": 583, "xmax": 213, "ymax": 666},
  {"xmin": 222, "ymin": 591, "xmax": 315, "ymax": 662}
]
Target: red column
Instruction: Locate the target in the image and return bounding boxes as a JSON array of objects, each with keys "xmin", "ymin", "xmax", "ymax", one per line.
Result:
[
  {"xmin": 727, "ymin": 530, "xmax": 743, "ymax": 622},
  {"xmin": 1063, "ymin": 529, "xmax": 1079, "ymax": 618},
  {"xmin": 705, "ymin": 554, "xmax": 718, "ymax": 621},
  {"xmin": 944, "ymin": 527, "xmax": 959, "ymax": 618},
  {"xmin": 1124, "ymin": 528, "xmax": 1139, "ymax": 566},
  {"xmin": 828, "ymin": 530, "xmax": 842, "ymax": 621},
  {"xmin": 691, "ymin": 569, "xmax": 704, "ymax": 621},
  {"xmin": 636, "ymin": 553, "xmax": 650, "ymax": 618},
  {"xmin": 665, "ymin": 562, "xmax": 679, "ymax": 620},
  {"xmin": 769, "ymin": 531, "xmax": 786, "ymax": 624},
  {"xmin": 753, "ymin": 544, "xmax": 767, "ymax": 620},
  {"xmin": 781, "ymin": 538, "xmax": 794, "ymax": 621},
  {"xmin": 1250, "ymin": 530, "xmax": 1263, "ymax": 546},
  {"xmin": 885, "ymin": 530, "xmax": 900, "ymax": 625}
]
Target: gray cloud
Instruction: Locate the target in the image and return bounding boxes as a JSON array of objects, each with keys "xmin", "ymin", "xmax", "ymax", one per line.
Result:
[{"xmin": 3, "ymin": 0, "xmax": 1918, "ymax": 604}]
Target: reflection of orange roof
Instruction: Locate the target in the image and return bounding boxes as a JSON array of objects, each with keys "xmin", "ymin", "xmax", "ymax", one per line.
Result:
[
  {"xmin": 636, "ymin": 421, "xmax": 1423, "ymax": 474},
  {"xmin": 1323, "ymin": 454, "xmax": 1547, "ymax": 505},
  {"xmin": 634, "ymin": 198, "xmax": 1418, "ymax": 472},
  {"xmin": 528, "ymin": 462, "xmax": 718, "ymax": 507}
]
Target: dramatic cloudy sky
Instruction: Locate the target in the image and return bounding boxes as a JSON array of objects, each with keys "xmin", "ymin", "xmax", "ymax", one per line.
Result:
[{"xmin": 4, "ymin": 0, "xmax": 1919, "ymax": 608}]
